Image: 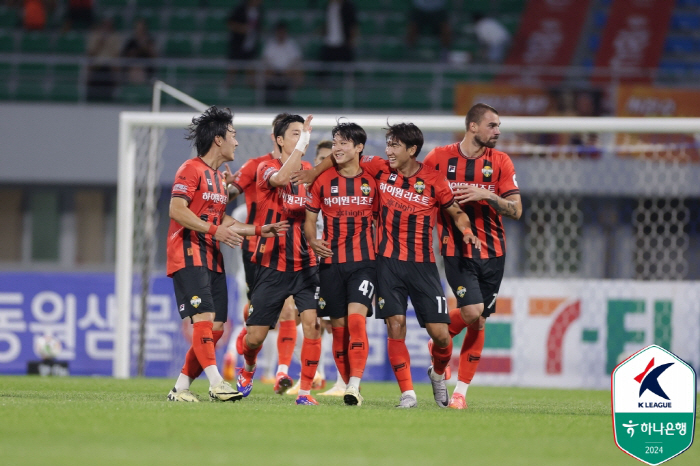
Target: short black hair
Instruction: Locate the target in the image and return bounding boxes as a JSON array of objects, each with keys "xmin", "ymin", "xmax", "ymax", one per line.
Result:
[
  {"xmin": 185, "ymin": 106, "xmax": 233, "ymax": 156},
  {"xmin": 316, "ymin": 140, "xmax": 332, "ymax": 153},
  {"xmin": 385, "ymin": 122, "xmax": 424, "ymax": 158},
  {"xmin": 273, "ymin": 114, "xmax": 304, "ymax": 152},
  {"xmin": 466, "ymin": 103, "xmax": 499, "ymax": 128},
  {"xmin": 331, "ymin": 122, "xmax": 367, "ymax": 155},
  {"xmin": 272, "ymin": 112, "xmax": 291, "ymax": 129}
]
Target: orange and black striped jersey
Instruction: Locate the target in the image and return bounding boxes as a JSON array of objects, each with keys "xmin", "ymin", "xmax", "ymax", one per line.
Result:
[
  {"xmin": 360, "ymin": 155, "xmax": 455, "ymax": 263},
  {"xmin": 166, "ymin": 157, "xmax": 228, "ymax": 277},
  {"xmin": 229, "ymin": 153, "xmax": 274, "ymax": 254},
  {"xmin": 423, "ymin": 143, "xmax": 519, "ymax": 259},
  {"xmin": 305, "ymin": 167, "xmax": 378, "ymax": 264},
  {"xmin": 252, "ymin": 158, "xmax": 317, "ymax": 271}
]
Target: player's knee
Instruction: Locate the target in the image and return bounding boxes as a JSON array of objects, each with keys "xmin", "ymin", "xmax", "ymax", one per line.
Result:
[
  {"xmin": 461, "ymin": 304, "xmax": 483, "ymax": 324},
  {"xmin": 385, "ymin": 320, "xmax": 405, "ymax": 339},
  {"xmin": 212, "ymin": 321, "xmax": 225, "ymax": 331},
  {"xmin": 433, "ymin": 334, "xmax": 450, "ymax": 348}
]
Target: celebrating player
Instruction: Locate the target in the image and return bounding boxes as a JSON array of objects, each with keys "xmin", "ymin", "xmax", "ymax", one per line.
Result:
[
  {"xmin": 424, "ymin": 103, "xmax": 522, "ymax": 409},
  {"xmin": 299, "ymin": 122, "xmax": 481, "ymax": 408},
  {"xmin": 166, "ymin": 106, "xmax": 287, "ymax": 402},
  {"xmin": 304, "ymin": 123, "xmax": 377, "ymax": 406},
  {"xmin": 236, "ymin": 114, "xmax": 323, "ymax": 405},
  {"xmin": 223, "ymin": 113, "xmax": 299, "ymax": 394}
]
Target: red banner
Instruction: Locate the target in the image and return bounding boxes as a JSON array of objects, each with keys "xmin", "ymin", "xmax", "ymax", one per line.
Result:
[
  {"xmin": 593, "ymin": 0, "xmax": 675, "ymax": 81},
  {"xmin": 502, "ymin": 0, "xmax": 591, "ymax": 79}
]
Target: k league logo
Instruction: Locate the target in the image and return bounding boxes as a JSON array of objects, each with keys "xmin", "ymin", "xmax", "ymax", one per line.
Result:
[{"xmin": 611, "ymin": 345, "xmax": 696, "ymax": 465}]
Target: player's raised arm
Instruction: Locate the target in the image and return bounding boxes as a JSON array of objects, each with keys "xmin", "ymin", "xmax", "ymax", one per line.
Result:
[
  {"xmin": 269, "ymin": 114, "xmax": 313, "ymax": 187},
  {"xmin": 291, "ymin": 143, "xmax": 336, "ymax": 186},
  {"xmin": 443, "ymin": 202, "xmax": 481, "ymax": 250}
]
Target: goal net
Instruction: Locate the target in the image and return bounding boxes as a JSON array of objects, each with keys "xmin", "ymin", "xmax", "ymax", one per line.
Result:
[{"xmin": 115, "ymin": 112, "xmax": 700, "ymax": 388}]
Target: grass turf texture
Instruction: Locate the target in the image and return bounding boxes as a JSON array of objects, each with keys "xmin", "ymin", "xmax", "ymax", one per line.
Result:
[{"xmin": 0, "ymin": 376, "xmax": 697, "ymax": 466}]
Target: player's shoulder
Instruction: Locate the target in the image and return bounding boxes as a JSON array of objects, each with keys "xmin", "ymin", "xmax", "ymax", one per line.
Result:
[
  {"xmin": 177, "ymin": 157, "xmax": 204, "ymax": 174},
  {"xmin": 419, "ymin": 163, "xmax": 445, "ymax": 179},
  {"xmin": 257, "ymin": 157, "xmax": 281, "ymax": 170},
  {"xmin": 489, "ymin": 147, "xmax": 514, "ymax": 163},
  {"xmin": 426, "ymin": 142, "xmax": 460, "ymax": 159}
]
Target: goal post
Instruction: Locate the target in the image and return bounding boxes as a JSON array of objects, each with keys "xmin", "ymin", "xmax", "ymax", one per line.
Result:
[{"xmin": 115, "ymin": 112, "xmax": 700, "ymax": 378}]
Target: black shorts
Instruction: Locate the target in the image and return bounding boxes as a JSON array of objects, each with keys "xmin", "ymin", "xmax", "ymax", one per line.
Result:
[
  {"xmin": 172, "ymin": 266, "xmax": 228, "ymax": 323},
  {"xmin": 443, "ymin": 255, "xmax": 506, "ymax": 318},
  {"xmin": 248, "ymin": 266, "xmax": 319, "ymax": 328},
  {"xmin": 375, "ymin": 256, "xmax": 450, "ymax": 328},
  {"xmin": 317, "ymin": 261, "xmax": 376, "ymax": 319},
  {"xmin": 241, "ymin": 249, "xmax": 257, "ymax": 301}
]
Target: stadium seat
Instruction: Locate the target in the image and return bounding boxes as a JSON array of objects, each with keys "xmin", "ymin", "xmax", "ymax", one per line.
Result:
[
  {"xmin": 206, "ymin": 0, "xmax": 234, "ymax": 7},
  {"xmin": 191, "ymin": 84, "xmax": 223, "ymax": 105},
  {"xmin": 202, "ymin": 11, "xmax": 228, "ymax": 33},
  {"xmin": 401, "ymin": 86, "xmax": 432, "ymax": 109},
  {"xmin": 671, "ymin": 12, "xmax": 700, "ymax": 30},
  {"xmin": 137, "ymin": 0, "xmax": 167, "ymax": 7},
  {"xmin": 0, "ymin": 33, "xmax": 14, "ymax": 53},
  {"xmin": 167, "ymin": 10, "xmax": 199, "ymax": 32},
  {"xmin": 50, "ymin": 82, "xmax": 80, "ymax": 102},
  {"xmin": 355, "ymin": 86, "xmax": 395, "ymax": 108},
  {"xmin": 464, "ymin": 0, "xmax": 491, "ymax": 14},
  {"xmin": 0, "ymin": 6, "xmax": 19, "ymax": 28},
  {"xmin": 200, "ymin": 35, "xmax": 227, "ymax": 58},
  {"xmin": 223, "ymin": 86, "xmax": 256, "ymax": 107},
  {"xmin": 100, "ymin": 0, "xmax": 130, "ymax": 6},
  {"xmin": 164, "ymin": 36, "xmax": 194, "ymax": 57},
  {"xmin": 118, "ymin": 83, "xmax": 152, "ymax": 104},
  {"xmin": 55, "ymin": 33, "xmax": 86, "ymax": 54},
  {"xmin": 19, "ymin": 32, "xmax": 53, "ymax": 54},
  {"xmin": 292, "ymin": 87, "xmax": 343, "ymax": 107}
]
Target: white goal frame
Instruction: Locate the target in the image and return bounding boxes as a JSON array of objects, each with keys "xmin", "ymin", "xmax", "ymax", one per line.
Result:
[{"xmin": 115, "ymin": 113, "xmax": 700, "ymax": 378}]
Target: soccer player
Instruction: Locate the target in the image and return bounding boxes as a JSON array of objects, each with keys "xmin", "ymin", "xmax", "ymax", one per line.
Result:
[
  {"xmin": 299, "ymin": 122, "xmax": 481, "ymax": 408},
  {"xmin": 423, "ymin": 103, "xmax": 522, "ymax": 409},
  {"xmin": 223, "ymin": 113, "xmax": 299, "ymax": 394},
  {"xmin": 304, "ymin": 123, "xmax": 376, "ymax": 406},
  {"xmin": 236, "ymin": 114, "xmax": 323, "ymax": 406},
  {"xmin": 166, "ymin": 106, "xmax": 287, "ymax": 402}
]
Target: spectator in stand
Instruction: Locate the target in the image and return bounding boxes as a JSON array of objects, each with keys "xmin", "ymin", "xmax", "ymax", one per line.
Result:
[
  {"xmin": 406, "ymin": 0, "xmax": 451, "ymax": 58},
  {"xmin": 226, "ymin": 0, "xmax": 263, "ymax": 85},
  {"xmin": 121, "ymin": 18, "xmax": 157, "ymax": 85},
  {"xmin": 64, "ymin": 0, "xmax": 93, "ymax": 30},
  {"xmin": 320, "ymin": 0, "xmax": 358, "ymax": 63},
  {"xmin": 86, "ymin": 18, "xmax": 122, "ymax": 101},
  {"xmin": 473, "ymin": 13, "xmax": 510, "ymax": 64},
  {"xmin": 22, "ymin": 0, "xmax": 47, "ymax": 30},
  {"xmin": 262, "ymin": 20, "xmax": 302, "ymax": 105}
]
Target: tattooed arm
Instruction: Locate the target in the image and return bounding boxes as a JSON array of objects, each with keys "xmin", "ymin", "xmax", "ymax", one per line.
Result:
[{"xmin": 453, "ymin": 185, "xmax": 522, "ymax": 220}]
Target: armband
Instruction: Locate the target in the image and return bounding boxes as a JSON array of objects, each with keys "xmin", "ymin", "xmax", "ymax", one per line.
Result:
[
  {"xmin": 208, "ymin": 223, "xmax": 218, "ymax": 236},
  {"xmin": 294, "ymin": 131, "xmax": 311, "ymax": 153},
  {"xmin": 255, "ymin": 225, "xmax": 262, "ymax": 236}
]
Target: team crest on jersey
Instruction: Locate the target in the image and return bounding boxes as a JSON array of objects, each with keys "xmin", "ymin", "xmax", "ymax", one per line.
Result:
[
  {"xmin": 190, "ymin": 296, "xmax": 201, "ymax": 308},
  {"xmin": 388, "ymin": 173, "xmax": 398, "ymax": 182},
  {"xmin": 361, "ymin": 183, "xmax": 371, "ymax": 196},
  {"xmin": 456, "ymin": 286, "xmax": 467, "ymax": 298},
  {"xmin": 318, "ymin": 298, "xmax": 326, "ymax": 309},
  {"xmin": 378, "ymin": 297, "xmax": 385, "ymax": 309},
  {"xmin": 482, "ymin": 165, "xmax": 493, "ymax": 177},
  {"xmin": 414, "ymin": 180, "xmax": 425, "ymax": 194},
  {"xmin": 448, "ymin": 165, "xmax": 456, "ymax": 173}
]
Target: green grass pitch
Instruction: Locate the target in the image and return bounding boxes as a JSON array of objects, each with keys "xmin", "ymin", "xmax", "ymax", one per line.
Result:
[{"xmin": 0, "ymin": 375, "xmax": 697, "ymax": 466}]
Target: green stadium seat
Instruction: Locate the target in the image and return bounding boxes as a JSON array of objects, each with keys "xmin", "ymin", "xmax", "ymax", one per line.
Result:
[
  {"xmin": 191, "ymin": 84, "xmax": 223, "ymax": 105},
  {"xmin": 206, "ymin": 0, "xmax": 235, "ymax": 8},
  {"xmin": 0, "ymin": 33, "xmax": 14, "ymax": 52},
  {"xmin": 401, "ymin": 86, "xmax": 432, "ymax": 109},
  {"xmin": 164, "ymin": 37, "xmax": 194, "ymax": 57},
  {"xmin": 100, "ymin": 0, "xmax": 130, "ymax": 6},
  {"xmin": 54, "ymin": 64, "xmax": 81, "ymax": 81},
  {"xmin": 167, "ymin": 11, "xmax": 199, "ymax": 32},
  {"xmin": 137, "ymin": 0, "xmax": 167, "ymax": 7},
  {"xmin": 18, "ymin": 63, "xmax": 49, "ymax": 77},
  {"xmin": 118, "ymin": 83, "xmax": 152, "ymax": 104},
  {"xmin": 355, "ymin": 86, "xmax": 394, "ymax": 108},
  {"xmin": 200, "ymin": 36, "xmax": 227, "ymax": 57},
  {"xmin": 292, "ymin": 87, "xmax": 344, "ymax": 107},
  {"xmin": 202, "ymin": 12, "xmax": 227, "ymax": 33},
  {"xmin": 171, "ymin": 0, "xmax": 195, "ymax": 7},
  {"xmin": 464, "ymin": 0, "xmax": 492, "ymax": 14},
  {"xmin": 0, "ymin": 63, "xmax": 12, "ymax": 99},
  {"xmin": 384, "ymin": 16, "xmax": 408, "ymax": 32},
  {"xmin": 0, "ymin": 7, "xmax": 19, "ymax": 28},
  {"xmin": 50, "ymin": 82, "xmax": 80, "ymax": 102},
  {"xmin": 55, "ymin": 33, "xmax": 86, "ymax": 54},
  {"xmin": 223, "ymin": 86, "xmax": 256, "ymax": 107},
  {"xmin": 378, "ymin": 41, "xmax": 405, "ymax": 61},
  {"xmin": 136, "ymin": 9, "xmax": 161, "ymax": 32},
  {"xmin": 19, "ymin": 32, "xmax": 53, "ymax": 54}
]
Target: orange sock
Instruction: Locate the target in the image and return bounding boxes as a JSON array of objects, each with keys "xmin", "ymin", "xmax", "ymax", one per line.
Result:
[
  {"xmin": 430, "ymin": 339, "xmax": 453, "ymax": 376},
  {"xmin": 448, "ymin": 308, "xmax": 468, "ymax": 338},
  {"xmin": 182, "ymin": 329, "xmax": 224, "ymax": 379},
  {"xmin": 387, "ymin": 338, "xmax": 413, "ymax": 392},
  {"xmin": 191, "ymin": 321, "xmax": 217, "ymax": 369},
  {"xmin": 458, "ymin": 322, "xmax": 485, "ymax": 384},
  {"xmin": 347, "ymin": 314, "xmax": 368, "ymax": 379},
  {"xmin": 300, "ymin": 337, "xmax": 322, "ymax": 391},
  {"xmin": 242, "ymin": 336, "xmax": 262, "ymax": 368},
  {"xmin": 331, "ymin": 326, "xmax": 350, "ymax": 383},
  {"xmin": 277, "ymin": 320, "xmax": 297, "ymax": 368}
]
